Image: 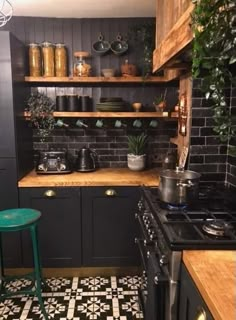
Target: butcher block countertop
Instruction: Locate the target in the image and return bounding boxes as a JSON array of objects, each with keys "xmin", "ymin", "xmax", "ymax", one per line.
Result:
[
  {"xmin": 183, "ymin": 250, "xmax": 236, "ymax": 320},
  {"xmin": 18, "ymin": 168, "xmax": 160, "ymax": 187}
]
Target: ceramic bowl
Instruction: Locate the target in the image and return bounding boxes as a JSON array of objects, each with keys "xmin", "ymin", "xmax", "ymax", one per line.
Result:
[
  {"xmin": 101, "ymin": 68, "xmax": 115, "ymax": 77},
  {"xmin": 110, "ymin": 33, "xmax": 128, "ymax": 55},
  {"xmin": 110, "ymin": 40, "xmax": 128, "ymax": 55},
  {"xmin": 92, "ymin": 33, "xmax": 110, "ymax": 55}
]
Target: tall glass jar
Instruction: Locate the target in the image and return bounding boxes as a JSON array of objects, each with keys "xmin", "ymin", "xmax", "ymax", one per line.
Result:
[
  {"xmin": 42, "ymin": 41, "xmax": 55, "ymax": 77},
  {"xmin": 55, "ymin": 43, "xmax": 67, "ymax": 77},
  {"xmin": 29, "ymin": 43, "xmax": 42, "ymax": 77}
]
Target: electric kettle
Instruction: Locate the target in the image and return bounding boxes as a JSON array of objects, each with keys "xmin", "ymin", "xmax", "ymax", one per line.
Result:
[{"xmin": 76, "ymin": 147, "xmax": 96, "ymax": 172}]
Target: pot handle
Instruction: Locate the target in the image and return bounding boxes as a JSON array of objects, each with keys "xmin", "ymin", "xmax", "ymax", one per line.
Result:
[{"xmin": 177, "ymin": 180, "xmax": 195, "ymax": 188}]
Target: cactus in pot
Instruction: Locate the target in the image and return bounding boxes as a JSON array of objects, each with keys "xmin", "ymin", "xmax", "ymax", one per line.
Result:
[{"xmin": 127, "ymin": 132, "xmax": 148, "ymax": 171}]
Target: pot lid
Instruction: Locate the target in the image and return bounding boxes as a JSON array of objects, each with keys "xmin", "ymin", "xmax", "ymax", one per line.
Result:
[{"xmin": 160, "ymin": 169, "xmax": 201, "ymax": 180}]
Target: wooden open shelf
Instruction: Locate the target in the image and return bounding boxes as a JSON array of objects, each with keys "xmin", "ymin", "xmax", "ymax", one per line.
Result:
[
  {"xmin": 24, "ymin": 111, "xmax": 178, "ymax": 118},
  {"xmin": 25, "ymin": 76, "xmax": 169, "ymax": 83}
]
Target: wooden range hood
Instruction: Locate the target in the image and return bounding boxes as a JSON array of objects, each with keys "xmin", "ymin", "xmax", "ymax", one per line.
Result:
[
  {"xmin": 152, "ymin": 0, "xmax": 195, "ymax": 157},
  {"xmin": 153, "ymin": 0, "xmax": 195, "ymax": 75}
]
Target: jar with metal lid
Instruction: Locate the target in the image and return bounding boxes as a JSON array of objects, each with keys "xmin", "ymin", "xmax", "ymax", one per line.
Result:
[
  {"xmin": 41, "ymin": 41, "xmax": 55, "ymax": 77},
  {"xmin": 29, "ymin": 43, "xmax": 42, "ymax": 77},
  {"xmin": 73, "ymin": 51, "xmax": 91, "ymax": 77},
  {"xmin": 55, "ymin": 43, "xmax": 67, "ymax": 77}
]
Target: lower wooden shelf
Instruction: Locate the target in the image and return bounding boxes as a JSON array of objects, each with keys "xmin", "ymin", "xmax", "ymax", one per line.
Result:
[{"xmin": 24, "ymin": 111, "xmax": 178, "ymax": 118}]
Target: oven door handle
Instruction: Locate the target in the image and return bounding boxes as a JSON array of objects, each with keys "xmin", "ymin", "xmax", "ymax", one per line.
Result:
[{"xmin": 135, "ymin": 238, "xmax": 151, "ymax": 272}]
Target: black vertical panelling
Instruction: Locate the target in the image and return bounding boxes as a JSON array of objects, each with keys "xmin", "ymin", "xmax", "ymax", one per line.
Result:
[
  {"xmin": 53, "ymin": 18, "xmax": 63, "ymax": 43},
  {"xmin": 63, "ymin": 19, "xmax": 73, "ymax": 76},
  {"xmin": 44, "ymin": 18, "xmax": 54, "ymax": 43},
  {"xmin": 34, "ymin": 18, "xmax": 45, "ymax": 43}
]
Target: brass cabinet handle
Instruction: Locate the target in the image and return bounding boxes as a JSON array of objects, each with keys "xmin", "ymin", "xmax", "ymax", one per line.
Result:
[
  {"xmin": 105, "ymin": 189, "xmax": 117, "ymax": 197},
  {"xmin": 44, "ymin": 189, "xmax": 56, "ymax": 198},
  {"xmin": 195, "ymin": 307, "xmax": 207, "ymax": 320}
]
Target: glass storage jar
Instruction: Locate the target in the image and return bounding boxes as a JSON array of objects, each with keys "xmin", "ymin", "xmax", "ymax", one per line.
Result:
[
  {"xmin": 55, "ymin": 43, "xmax": 67, "ymax": 77},
  {"xmin": 42, "ymin": 41, "xmax": 55, "ymax": 77},
  {"xmin": 29, "ymin": 43, "xmax": 42, "ymax": 77},
  {"xmin": 73, "ymin": 51, "xmax": 91, "ymax": 77}
]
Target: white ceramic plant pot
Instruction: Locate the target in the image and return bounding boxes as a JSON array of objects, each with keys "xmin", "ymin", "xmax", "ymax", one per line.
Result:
[{"xmin": 127, "ymin": 154, "xmax": 146, "ymax": 171}]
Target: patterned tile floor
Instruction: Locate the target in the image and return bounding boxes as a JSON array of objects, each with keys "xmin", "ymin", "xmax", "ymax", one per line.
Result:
[{"xmin": 0, "ymin": 276, "xmax": 144, "ymax": 320}]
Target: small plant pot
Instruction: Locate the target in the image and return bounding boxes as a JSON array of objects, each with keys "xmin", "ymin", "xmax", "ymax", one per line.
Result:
[{"xmin": 127, "ymin": 154, "xmax": 146, "ymax": 171}]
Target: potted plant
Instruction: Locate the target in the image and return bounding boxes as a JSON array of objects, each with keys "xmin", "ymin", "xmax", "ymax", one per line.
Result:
[
  {"xmin": 127, "ymin": 132, "xmax": 148, "ymax": 171},
  {"xmin": 191, "ymin": 0, "xmax": 236, "ymax": 153},
  {"xmin": 153, "ymin": 89, "xmax": 167, "ymax": 111},
  {"xmin": 26, "ymin": 92, "xmax": 55, "ymax": 140}
]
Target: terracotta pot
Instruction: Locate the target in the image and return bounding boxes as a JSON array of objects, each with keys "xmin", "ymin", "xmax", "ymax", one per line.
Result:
[{"xmin": 121, "ymin": 60, "xmax": 137, "ymax": 77}]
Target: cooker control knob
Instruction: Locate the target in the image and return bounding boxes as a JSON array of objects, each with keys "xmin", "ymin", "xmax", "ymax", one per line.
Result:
[
  {"xmin": 159, "ymin": 255, "xmax": 168, "ymax": 265},
  {"xmin": 147, "ymin": 228, "xmax": 153, "ymax": 234},
  {"xmin": 154, "ymin": 275, "xmax": 159, "ymax": 284},
  {"xmin": 150, "ymin": 233, "xmax": 157, "ymax": 241},
  {"xmin": 135, "ymin": 213, "xmax": 138, "ymax": 219},
  {"xmin": 147, "ymin": 251, "xmax": 150, "ymax": 258}
]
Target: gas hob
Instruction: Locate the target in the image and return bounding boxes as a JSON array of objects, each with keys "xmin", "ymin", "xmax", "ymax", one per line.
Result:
[{"xmin": 141, "ymin": 184, "xmax": 236, "ymax": 250}]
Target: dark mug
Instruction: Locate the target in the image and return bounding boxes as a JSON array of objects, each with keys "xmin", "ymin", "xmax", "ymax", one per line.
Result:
[
  {"xmin": 81, "ymin": 96, "xmax": 92, "ymax": 112},
  {"xmin": 56, "ymin": 95, "xmax": 67, "ymax": 111},
  {"xmin": 67, "ymin": 94, "xmax": 78, "ymax": 111}
]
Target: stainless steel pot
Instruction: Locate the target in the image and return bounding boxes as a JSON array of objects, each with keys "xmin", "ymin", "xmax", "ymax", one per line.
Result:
[{"xmin": 159, "ymin": 169, "xmax": 201, "ymax": 205}]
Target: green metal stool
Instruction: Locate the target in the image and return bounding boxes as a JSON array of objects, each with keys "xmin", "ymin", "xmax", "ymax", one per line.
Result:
[{"xmin": 0, "ymin": 208, "xmax": 49, "ymax": 320}]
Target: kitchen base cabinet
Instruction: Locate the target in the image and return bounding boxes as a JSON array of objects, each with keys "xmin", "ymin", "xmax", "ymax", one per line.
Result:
[
  {"xmin": 81, "ymin": 187, "xmax": 140, "ymax": 267},
  {"xmin": 19, "ymin": 187, "xmax": 81, "ymax": 268},
  {"xmin": 179, "ymin": 263, "xmax": 213, "ymax": 320}
]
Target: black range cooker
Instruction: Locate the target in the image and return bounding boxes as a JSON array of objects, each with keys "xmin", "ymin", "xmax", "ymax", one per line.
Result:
[{"xmin": 135, "ymin": 184, "xmax": 236, "ymax": 320}]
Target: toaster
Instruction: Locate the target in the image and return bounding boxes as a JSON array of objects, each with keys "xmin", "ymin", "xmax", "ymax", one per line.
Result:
[{"xmin": 36, "ymin": 151, "xmax": 72, "ymax": 174}]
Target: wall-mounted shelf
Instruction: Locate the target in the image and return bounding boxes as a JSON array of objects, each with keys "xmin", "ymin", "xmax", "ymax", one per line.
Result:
[
  {"xmin": 25, "ymin": 76, "xmax": 169, "ymax": 84},
  {"xmin": 24, "ymin": 111, "xmax": 178, "ymax": 118}
]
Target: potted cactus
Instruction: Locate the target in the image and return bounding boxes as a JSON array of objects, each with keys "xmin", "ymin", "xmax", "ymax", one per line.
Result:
[{"xmin": 127, "ymin": 132, "xmax": 148, "ymax": 171}]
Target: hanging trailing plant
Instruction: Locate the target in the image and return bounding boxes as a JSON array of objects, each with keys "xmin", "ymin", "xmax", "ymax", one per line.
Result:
[
  {"xmin": 191, "ymin": 0, "xmax": 236, "ymax": 145},
  {"xmin": 26, "ymin": 92, "xmax": 55, "ymax": 140},
  {"xmin": 129, "ymin": 21, "xmax": 156, "ymax": 78}
]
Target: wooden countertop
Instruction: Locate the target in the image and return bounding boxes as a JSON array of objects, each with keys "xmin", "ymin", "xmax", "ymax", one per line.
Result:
[
  {"xmin": 183, "ymin": 250, "xmax": 236, "ymax": 320},
  {"xmin": 18, "ymin": 168, "xmax": 160, "ymax": 187}
]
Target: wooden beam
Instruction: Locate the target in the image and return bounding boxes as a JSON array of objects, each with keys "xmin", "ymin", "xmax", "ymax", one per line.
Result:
[{"xmin": 153, "ymin": 2, "xmax": 194, "ymax": 72}]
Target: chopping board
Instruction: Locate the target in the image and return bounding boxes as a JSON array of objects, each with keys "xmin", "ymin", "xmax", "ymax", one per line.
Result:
[{"xmin": 178, "ymin": 146, "xmax": 189, "ymax": 169}]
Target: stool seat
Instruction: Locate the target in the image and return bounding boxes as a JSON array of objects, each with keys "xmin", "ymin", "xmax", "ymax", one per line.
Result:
[
  {"xmin": 0, "ymin": 207, "xmax": 49, "ymax": 319},
  {"xmin": 0, "ymin": 208, "xmax": 41, "ymax": 231}
]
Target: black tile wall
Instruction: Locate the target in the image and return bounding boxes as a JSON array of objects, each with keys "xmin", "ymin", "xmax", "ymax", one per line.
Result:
[{"xmin": 189, "ymin": 79, "xmax": 236, "ymax": 187}]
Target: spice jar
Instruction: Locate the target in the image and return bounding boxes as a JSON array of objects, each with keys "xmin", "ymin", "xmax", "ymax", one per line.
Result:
[
  {"xmin": 55, "ymin": 43, "xmax": 67, "ymax": 77},
  {"xmin": 42, "ymin": 41, "xmax": 55, "ymax": 77},
  {"xmin": 29, "ymin": 43, "xmax": 42, "ymax": 77}
]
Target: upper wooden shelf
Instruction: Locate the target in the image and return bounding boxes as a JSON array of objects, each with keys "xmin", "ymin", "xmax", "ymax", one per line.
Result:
[
  {"xmin": 24, "ymin": 111, "xmax": 178, "ymax": 118},
  {"xmin": 25, "ymin": 76, "xmax": 169, "ymax": 83}
]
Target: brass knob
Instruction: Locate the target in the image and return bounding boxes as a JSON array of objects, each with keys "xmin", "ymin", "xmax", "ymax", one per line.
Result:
[
  {"xmin": 44, "ymin": 189, "xmax": 56, "ymax": 198},
  {"xmin": 195, "ymin": 307, "xmax": 207, "ymax": 320},
  {"xmin": 105, "ymin": 189, "xmax": 117, "ymax": 197}
]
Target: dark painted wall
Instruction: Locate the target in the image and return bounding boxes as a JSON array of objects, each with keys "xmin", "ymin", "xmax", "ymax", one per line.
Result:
[{"xmin": 2, "ymin": 16, "xmax": 236, "ymax": 186}]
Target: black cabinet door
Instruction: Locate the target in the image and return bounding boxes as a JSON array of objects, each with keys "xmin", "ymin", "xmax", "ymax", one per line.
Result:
[
  {"xmin": 19, "ymin": 187, "xmax": 81, "ymax": 268},
  {"xmin": 0, "ymin": 158, "xmax": 21, "ymax": 267},
  {"xmin": 179, "ymin": 264, "xmax": 214, "ymax": 320},
  {"xmin": 82, "ymin": 186, "xmax": 140, "ymax": 267}
]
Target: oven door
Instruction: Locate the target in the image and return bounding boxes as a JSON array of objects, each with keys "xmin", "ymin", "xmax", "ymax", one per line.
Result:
[{"xmin": 145, "ymin": 251, "xmax": 169, "ymax": 320}]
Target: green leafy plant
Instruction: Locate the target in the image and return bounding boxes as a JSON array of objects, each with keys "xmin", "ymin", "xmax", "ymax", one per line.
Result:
[
  {"xmin": 26, "ymin": 92, "xmax": 55, "ymax": 139},
  {"xmin": 191, "ymin": 0, "xmax": 236, "ymax": 147},
  {"xmin": 127, "ymin": 133, "xmax": 148, "ymax": 155}
]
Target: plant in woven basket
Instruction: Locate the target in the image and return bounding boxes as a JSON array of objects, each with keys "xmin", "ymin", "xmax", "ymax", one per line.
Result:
[
  {"xmin": 26, "ymin": 92, "xmax": 55, "ymax": 140},
  {"xmin": 191, "ymin": 0, "xmax": 236, "ymax": 154},
  {"xmin": 127, "ymin": 133, "xmax": 148, "ymax": 171}
]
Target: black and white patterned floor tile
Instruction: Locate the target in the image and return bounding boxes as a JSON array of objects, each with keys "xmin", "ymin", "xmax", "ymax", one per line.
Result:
[{"xmin": 0, "ymin": 276, "xmax": 144, "ymax": 320}]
